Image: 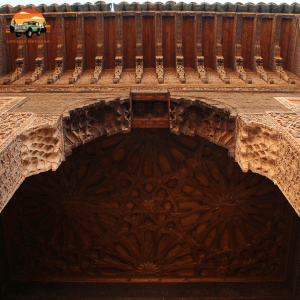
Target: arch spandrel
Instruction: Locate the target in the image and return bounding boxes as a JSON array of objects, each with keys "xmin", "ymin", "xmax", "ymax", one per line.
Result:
[{"xmin": 0, "ymin": 95, "xmax": 300, "ymax": 219}]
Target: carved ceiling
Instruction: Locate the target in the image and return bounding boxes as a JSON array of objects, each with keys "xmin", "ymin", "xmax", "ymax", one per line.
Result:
[{"xmin": 2, "ymin": 129, "xmax": 293, "ymax": 282}]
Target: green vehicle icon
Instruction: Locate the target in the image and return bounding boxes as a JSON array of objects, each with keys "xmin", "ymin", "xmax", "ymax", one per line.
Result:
[{"xmin": 11, "ymin": 21, "xmax": 46, "ymax": 38}]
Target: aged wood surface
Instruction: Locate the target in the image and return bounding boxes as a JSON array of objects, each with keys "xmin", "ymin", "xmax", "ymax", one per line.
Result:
[
  {"xmin": 84, "ymin": 17, "xmax": 97, "ymax": 70},
  {"xmin": 142, "ymin": 16, "xmax": 155, "ymax": 69},
  {"xmin": 104, "ymin": 16, "xmax": 116, "ymax": 70}
]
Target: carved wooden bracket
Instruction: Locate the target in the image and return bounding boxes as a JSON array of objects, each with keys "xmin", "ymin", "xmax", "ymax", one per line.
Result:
[
  {"xmin": 216, "ymin": 52, "xmax": 230, "ymax": 84},
  {"xmin": 135, "ymin": 55, "xmax": 143, "ymax": 83},
  {"xmin": 156, "ymin": 56, "xmax": 164, "ymax": 83},
  {"xmin": 234, "ymin": 45, "xmax": 252, "ymax": 84},
  {"xmin": 114, "ymin": 56, "xmax": 123, "ymax": 84},
  {"xmin": 64, "ymin": 98, "xmax": 131, "ymax": 156},
  {"xmin": 155, "ymin": 12, "xmax": 163, "ymax": 84},
  {"xmin": 176, "ymin": 55, "xmax": 186, "ymax": 83},
  {"xmin": 26, "ymin": 44, "xmax": 46, "ymax": 84},
  {"xmin": 91, "ymin": 14, "xmax": 104, "ymax": 84},
  {"xmin": 170, "ymin": 97, "xmax": 236, "ymax": 156},
  {"xmin": 3, "ymin": 42, "xmax": 27, "ymax": 85},
  {"xmin": 70, "ymin": 14, "xmax": 85, "ymax": 84},
  {"xmin": 196, "ymin": 55, "xmax": 208, "ymax": 83},
  {"xmin": 273, "ymin": 45, "xmax": 295, "ymax": 84},
  {"xmin": 47, "ymin": 14, "xmax": 66, "ymax": 84},
  {"xmin": 135, "ymin": 13, "xmax": 143, "ymax": 83}
]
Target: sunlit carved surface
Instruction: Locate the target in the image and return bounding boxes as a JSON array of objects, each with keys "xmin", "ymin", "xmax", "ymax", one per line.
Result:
[{"xmin": 2, "ymin": 129, "xmax": 292, "ymax": 282}]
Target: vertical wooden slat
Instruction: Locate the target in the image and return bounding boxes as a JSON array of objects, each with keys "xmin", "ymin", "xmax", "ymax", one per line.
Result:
[
  {"xmin": 0, "ymin": 16, "xmax": 7, "ymax": 76},
  {"xmin": 241, "ymin": 17, "xmax": 253, "ymax": 69},
  {"xmin": 84, "ymin": 17, "xmax": 97, "ymax": 70},
  {"xmin": 45, "ymin": 18, "xmax": 57, "ymax": 71},
  {"xmin": 143, "ymin": 16, "xmax": 155, "ymax": 68},
  {"xmin": 222, "ymin": 17, "xmax": 234, "ymax": 68},
  {"xmin": 202, "ymin": 17, "xmax": 214, "ymax": 68},
  {"xmin": 26, "ymin": 33, "xmax": 39, "ymax": 71},
  {"xmin": 280, "ymin": 18, "xmax": 293, "ymax": 70},
  {"xmin": 182, "ymin": 16, "xmax": 195, "ymax": 68},
  {"xmin": 65, "ymin": 17, "xmax": 77, "ymax": 70},
  {"xmin": 260, "ymin": 18, "xmax": 273, "ymax": 69},
  {"xmin": 123, "ymin": 16, "xmax": 136, "ymax": 69},
  {"xmin": 162, "ymin": 16, "xmax": 175, "ymax": 68},
  {"xmin": 6, "ymin": 18, "xmax": 19, "ymax": 72},
  {"xmin": 104, "ymin": 16, "xmax": 116, "ymax": 69}
]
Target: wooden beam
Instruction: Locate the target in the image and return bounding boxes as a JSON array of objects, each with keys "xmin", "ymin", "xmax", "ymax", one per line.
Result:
[
  {"xmin": 69, "ymin": 13, "xmax": 85, "ymax": 84},
  {"xmin": 252, "ymin": 14, "xmax": 274, "ymax": 84},
  {"xmin": 91, "ymin": 13, "xmax": 104, "ymax": 84},
  {"xmin": 233, "ymin": 14, "xmax": 252, "ymax": 84},
  {"xmin": 271, "ymin": 15, "xmax": 295, "ymax": 84},
  {"xmin": 175, "ymin": 12, "xmax": 185, "ymax": 83},
  {"xmin": 113, "ymin": 12, "xmax": 123, "ymax": 84},
  {"xmin": 135, "ymin": 12, "xmax": 143, "ymax": 83},
  {"xmin": 47, "ymin": 14, "xmax": 66, "ymax": 84},
  {"xmin": 214, "ymin": 13, "xmax": 230, "ymax": 84},
  {"xmin": 155, "ymin": 12, "xmax": 163, "ymax": 83},
  {"xmin": 195, "ymin": 13, "xmax": 208, "ymax": 83}
]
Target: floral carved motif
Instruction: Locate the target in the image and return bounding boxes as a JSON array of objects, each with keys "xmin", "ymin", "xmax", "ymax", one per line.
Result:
[{"xmin": 2, "ymin": 130, "xmax": 293, "ymax": 281}]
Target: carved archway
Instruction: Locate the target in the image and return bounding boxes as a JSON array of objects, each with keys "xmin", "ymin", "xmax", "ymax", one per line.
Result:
[
  {"xmin": 0, "ymin": 95, "xmax": 299, "ymax": 219},
  {"xmin": 1, "ymin": 129, "xmax": 293, "ymax": 282}
]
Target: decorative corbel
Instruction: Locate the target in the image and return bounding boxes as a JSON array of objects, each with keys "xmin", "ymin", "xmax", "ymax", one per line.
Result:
[
  {"xmin": 91, "ymin": 44, "xmax": 103, "ymax": 84},
  {"xmin": 270, "ymin": 16, "xmax": 295, "ymax": 84},
  {"xmin": 253, "ymin": 45, "xmax": 274, "ymax": 84},
  {"xmin": 196, "ymin": 56, "xmax": 208, "ymax": 83},
  {"xmin": 156, "ymin": 56, "xmax": 164, "ymax": 84},
  {"xmin": 155, "ymin": 12, "xmax": 164, "ymax": 83},
  {"xmin": 91, "ymin": 13, "xmax": 104, "ymax": 84},
  {"xmin": 47, "ymin": 14, "xmax": 65, "ymax": 84},
  {"xmin": 26, "ymin": 43, "xmax": 46, "ymax": 84},
  {"xmin": 214, "ymin": 15, "xmax": 230, "ymax": 84},
  {"xmin": 135, "ymin": 55, "xmax": 143, "ymax": 83},
  {"xmin": 69, "ymin": 14, "xmax": 85, "ymax": 84},
  {"xmin": 176, "ymin": 54, "xmax": 186, "ymax": 83},
  {"xmin": 234, "ymin": 44, "xmax": 252, "ymax": 83},
  {"xmin": 135, "ymin": 12, "xmax": 143, "ymax": 83},
  {"xmin": 215, "ymin": 45, "xmax": 230, "ymax": 84},
  {"xmin": 252, "ymin": 15, "xmax": 274, "ymax": 84},
  {"xmin": 195, "ymin": 14, "xmax": 208, "ymax": 83},
  {"xmin": 233, "ymin": 15, "xmax": 251, "ymax": 83},
  {"xmin": 113, "ymin": 56, "xmax": 123, "ymax": 84},
  {"xmin": 175, "ymin": 13, "xmax": 185, "ymax": 83},
  {"xmin": 3, "ymin": 42, "xmax": 27, "ymax": 85},
  {"xmin": 273, "ymin": 45, "xmax": 295, "ymax": 84}
]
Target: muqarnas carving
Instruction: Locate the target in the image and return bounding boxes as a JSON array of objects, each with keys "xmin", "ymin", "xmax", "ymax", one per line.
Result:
[
  {"xmin": 170, "ymin": 98, "xmax": 236, "ymax": 156},
  {"xmin": 64, "ymin": 98, "xmax": 131, "ymax": 156}
]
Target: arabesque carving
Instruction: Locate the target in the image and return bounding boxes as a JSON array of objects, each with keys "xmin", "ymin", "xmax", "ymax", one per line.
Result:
[
  {"xmin": 91, "ymin": 13, "xmax": 104, "ymax": 84},
  {"xmin": 195, "ymin": 14, "xmax": 208, "ymax": 83},
  {"xmin": 70, "ymin": 14, "xmax": 85, "ymax": 84},
  {"xmin": 135, "ymin": 12, "xmax": 143, "ymax": 83},
  {"xmin": 64, "ymin": 98, "xmax": 131, "ymax": 156},
  {"xmin": 47, "ymin": 14, "xmax": 66, "ymax": 84},
  {"xmin": 233, "ymin": 45, "xmax": 252, "ymax": 84},
  {"xmin": 175, "ymin": 13, "xmax": 185, "ymax": 83},
  {"xmin": 3, "ymin": 41, "xmax": 27, "ymax": 85},
  {"xmin": 155, "ymin": 12, "xmax": 163, "ymax": 83},
  {"xmin": 252, "ymin": 15, "xmax": 274, "ymax": 84},
  {"xmin": 25, "ymin": 43, "xmax": 47, "ymax": 84},
  {"xmin": 114, "ymin": 13, "xmax": 123, "ymax": 84}
]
